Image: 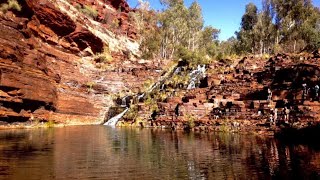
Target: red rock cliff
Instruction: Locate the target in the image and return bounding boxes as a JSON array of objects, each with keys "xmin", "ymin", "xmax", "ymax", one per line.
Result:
[{"xmin": 0, "ymin": 0, "xmax": 161, "ymax": 125}]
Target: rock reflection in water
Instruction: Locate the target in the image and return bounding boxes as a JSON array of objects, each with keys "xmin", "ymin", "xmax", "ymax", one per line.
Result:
[
  {"xmin": 0, "ymin": 129, "xmax": 55, "ymax": 179},
  {"xmin": 0, "ymin": 126, "xmax": 319, "ymax": 179}
]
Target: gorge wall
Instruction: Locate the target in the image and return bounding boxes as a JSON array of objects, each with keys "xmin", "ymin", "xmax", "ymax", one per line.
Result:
[{"xmin": 0, "ymin": 0, "xmax": 162, "ymax": 125}]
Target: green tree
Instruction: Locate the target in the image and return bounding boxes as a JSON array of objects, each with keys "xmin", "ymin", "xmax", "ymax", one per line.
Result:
[
  {"xmin": 299, "ymin": 4, "xmax": 320, "ymax": 50},
  {"xmin": 241, "ymin": 3, "xmax": 258, "ymax": 31},
  {"xmin": 159, "ymin": 0, "xmax": 189, "ymax": 59},
  {"xmin": 233, "ymin": 0, "xmax": 319, "ymax": 54},
  {"xmin": 236, "ymin": 3, "xmax": 258, "ymax": 54},
  {"xmin": 199, "ymin": 26, "xmax": 220, "ymax": 57},
  {"xmin": 260, "ymin": 0, "xmax": 275, "ymax": 54},
  {"xmin": 187, "ymin": 1, "xmax": 204, "ymax": 51},
  {"xmin": 129, "ymin": 0, "xmax": 162, "ymax": 59},
  {"xmin": 270, "ymin": 0, "xmax": 319, "ymax": 52},
  {"xmin": 219, "ymin": 37, "xmax": 238, "ymax": 57},
  {"xmin": 253, "ymin": 1, "xmax": 275, "ymax": 55}
]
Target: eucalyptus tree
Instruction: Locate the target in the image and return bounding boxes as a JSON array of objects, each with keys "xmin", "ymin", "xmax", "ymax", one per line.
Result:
[
  {"xmin": 159, "ymin": 0, "xmax": 189, "ymax": 59},
  {"xmin": 128, "ymin": 0, "xmax": 162, "ymax": 59},
  {"xmin": 234, "ymin": 0, "xmax": 319, "ymax": 54},
  {"xmin": 270, "ymin": 0, "xmax": 320, "ymax": 52},
  {"xmin": 253, "ymin": 0, "xmax": 275, "ymax": 54},
  {"xmin": 236, "ymin": 3, "xmax": 258, "ymax": 54},
  {"xmin": 187, "ymin": 1, "xmax": 204, "ymax": 51},
  {"xmin": 199, "ymin": 26, "xmax": 220, "ymax": 57}
]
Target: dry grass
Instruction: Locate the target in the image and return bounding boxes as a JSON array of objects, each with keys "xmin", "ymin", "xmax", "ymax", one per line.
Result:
[{"xmin": 0, "ymin": 0, "xmax": 21, "ymax": 13}]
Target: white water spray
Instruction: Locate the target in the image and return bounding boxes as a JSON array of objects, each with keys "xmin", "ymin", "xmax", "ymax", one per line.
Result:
[
  {"xmin": 104, "ymin": 108, "xmax": 129, "ymax": 126},
  {"xmin": 187, "ymin": 65, "xmax": 206, "ymax": 90},
  {"xmin": 121, "ymin": 96, "xmax": 128, "ymax": 107}
]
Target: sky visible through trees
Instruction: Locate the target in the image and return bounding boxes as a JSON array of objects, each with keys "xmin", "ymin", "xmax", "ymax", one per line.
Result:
[
  {"xmin": 128, "ymin": 0, "xmax": 319, "ymax": 60},
  {"xmin": 127, "ymin": 0, "xmax": 320, "ymax": 41}
]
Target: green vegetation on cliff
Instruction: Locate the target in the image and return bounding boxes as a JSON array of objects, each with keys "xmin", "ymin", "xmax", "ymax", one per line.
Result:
[{"xmin": 0, "ymin": 0, "xmax": 21, "ymax": 13}]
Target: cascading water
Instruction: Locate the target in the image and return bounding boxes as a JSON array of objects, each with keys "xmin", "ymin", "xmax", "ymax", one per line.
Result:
[
  {"xmin": 104, "ymin": 64, "xmax": 181, "ymax": 127},
  {"xmin": 187, "ymin": 65, "xmax": 206, "ymax": 90},
  {"xmin": 103, "ymin": 108, "xmax": 129, "ymax": 126},
  {"xmin": 137, "ymin": 93, "xmax": 145, "ymax": 100},
  {"xmin": 160, "ymin": 84, "xmax": 165, "ymax": 91},
  {"xmin": 148, "ymin": 83, "xmax": 158, "ymax": 93},
  {"xmin": 174, "ymin": 67, "xmax": 182, "ymax": 74},
  {"xmin": 188, "ymin": 81, "xmax": 196, "ymax": 89},
  {"xmin": 121, "ymin": 96, "xmax": 128, "ymax": 107}
]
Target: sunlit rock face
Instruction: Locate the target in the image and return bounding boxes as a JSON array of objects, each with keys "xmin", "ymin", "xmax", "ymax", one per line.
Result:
[
  {"xmin": 26, "ymin": 0, "xmax": 77, "ymax": 36},
  {"xmin": 132, "ymin": 53, "xmax": 320, "ymax": 132},
  {"xmin": 0, "ymin": 0, "xmax": 162, "ymax": 125}
]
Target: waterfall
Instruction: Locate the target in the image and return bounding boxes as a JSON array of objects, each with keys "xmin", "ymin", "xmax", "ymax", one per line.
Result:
[
  {"xmin": 138, "ymin": 93, "xmax": 145, "ymax": 100},
  {"xmin": 187, "ymin": 65, "xmax": 206, "ymax": 90},
  {"xmin": 174, "ymin": 67, "xmax": 182, "ymax": 74},
  {"xmin": 187, "ymin": 80, "xmax": 196, "ymax": 89},
  {"xmin": 148, "ymin": 83, "xmax": 158, "ymax": 93},
  {"xmin": 121, "ymin": 96, "xmax": 128, "ymax": 107},
  {"xmin": 160, "ymin": 84, "xmax": 165, "ymax": 91},
  {"xmin": 104, "ymin": 108, "xmax": 129, "ymax": 126},
  {"xmin": 104, "ymin": 63, "xmax": 181, "ymax": 127}
]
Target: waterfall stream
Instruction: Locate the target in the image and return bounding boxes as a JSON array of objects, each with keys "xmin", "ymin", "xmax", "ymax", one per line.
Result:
[
  {"xmin": 121, "ymin": 96, "xmax": 129, "ymax": 107},
  {"xmin": 187, "ymin": 65, "xmax": 206, "ymax": 90},
  {"xmin": 103, "ymin": 108, "xmax": 129, "ymax": 126},
  {"xmin": 104, "ymin": 63, "xmax": 182, "ymax": 126}
]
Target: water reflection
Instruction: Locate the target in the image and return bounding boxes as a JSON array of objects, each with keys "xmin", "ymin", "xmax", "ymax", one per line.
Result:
[
  {"xmin": 0, "ymin": 129, "xmax": 55, "ymax": 179},
  {"xmin": 0, "ymin": 126, "xmax": 319, "ymax": 179}
]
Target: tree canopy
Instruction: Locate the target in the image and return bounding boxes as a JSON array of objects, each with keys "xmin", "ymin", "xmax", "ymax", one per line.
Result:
[
  {"xmin": 131, "ymin": 0, "xmax": 320, "ymax": 62},
  {"xmin": 235, "ymin": 0, "xmax": 320, "ymax": 55}
]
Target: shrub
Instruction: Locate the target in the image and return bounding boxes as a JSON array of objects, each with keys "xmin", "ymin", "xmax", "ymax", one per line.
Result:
[
  {"xmin": 9, "ymin": 0, "xmax": 21, "ymax": 11},
  {"xmin": 0, "ymin": 4, "xmax": 9, "ymax": 13},
  {"xmin": 95, "ymin": 46, "xmax": 113, "ymax": 64},
  {"xmin": 78, "ymin": 5, "xmax": 98, "ymax": 19},
  {"xmin": 216, "ymin": 52, "xmax": 224, "ymax": 61},
  {"xmin": 134, "ymin": 117, "xmax": 144, "ymax": 127},
  {"xmin": 74, "ymin": 3, "xmax": 81, "ymax": 10},
  {"xmin": 140, "ymin": 32, "xmax": 161, "ymax": 60},
  {"xmin": 175, "ymin": 46, "xmax": 212, "ymax": 67},
  {"xmin": 219, "ymin": 124, "xmax": 229, "ymax": 132},
  {"xmin": 123, "ymin": 104, "xmax": 139, "ymax": 120},
  {"xmin": 185, "ymin": 113, "xmax": 196, "ymax": 129},
  {"xmin": 143, "ymin": 79, "xmax": 154, "ymax": 91},
  {"xmin": 0, "ymin": 0, "xmax": 21, "ymax": 13},
  {"xmin": 45, "ymin": 119, "xmax": 55, "ymax": 128},
  {"xmin": 85, "ymin": 81, "xmax": 96, "ymax": 91},
  {"xmin": 169, "ymin": 73, "xmax": 189, "ymax": 88},
  {"xmin": 111, "ymin": 18, "xmax": 120, "ymax": 29},
  {"xmin": 157, "ymin": 91, "xmax": 168, "ymax": 102},
  {"xmin": 273, "ymin": 43, "xmax": 282, "ymax": 54},
  {"xmin": 144, "ymin": 94, "xmax": 159, "ymax": 113}
]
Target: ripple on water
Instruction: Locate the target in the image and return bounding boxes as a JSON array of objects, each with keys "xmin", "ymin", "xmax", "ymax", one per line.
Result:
[{"xmin": 0, "ymin": 126, "xmax": 319, "ymax": 179}]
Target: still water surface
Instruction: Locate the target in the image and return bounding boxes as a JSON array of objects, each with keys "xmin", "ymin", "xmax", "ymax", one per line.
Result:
[{"xmin": 0, "ymin": 126, "xmax": 319, "ymax": 179}]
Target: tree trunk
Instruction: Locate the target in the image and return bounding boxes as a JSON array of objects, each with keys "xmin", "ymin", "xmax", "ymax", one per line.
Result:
[
  {"xmin": 260, "ymin": 40, "xmax": 263, "ymax": 56},
  {"xmin": 188, "ymin": 33, "xmax": 191, "ymax": 50},
  {"xmin": 276, "ymin": 30, "xmax": 279, "ymax": 44},
  {"xmin": 170, "ymin": 30, "xmax": 176, "ymax": 59},
  {"xmin": 162, "ymin": 34, "xmax": 168, "ymax": 59},
  {"xmin": 192, "ymin": 34, "xmax": 195, "ymax": 52}
]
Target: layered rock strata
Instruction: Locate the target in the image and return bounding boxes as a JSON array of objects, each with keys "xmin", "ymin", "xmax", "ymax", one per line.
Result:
[
  {"xmin": 126, "ymin": 53, "xmax": 320, "ymax": 133},
  {"xmin": 0, "ymin": 0, "xmax": 161, "ymax": 126}
]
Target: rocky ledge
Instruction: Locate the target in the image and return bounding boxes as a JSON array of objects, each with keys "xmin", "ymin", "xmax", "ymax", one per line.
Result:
[{"xmin": 118, "ymin": 52, "xmax": 320, "ymax": 135}]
